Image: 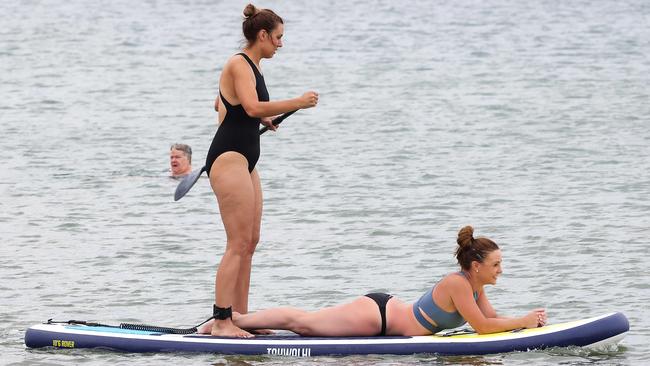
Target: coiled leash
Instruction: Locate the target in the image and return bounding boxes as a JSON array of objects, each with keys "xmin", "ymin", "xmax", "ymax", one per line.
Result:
[{"xmin": 46, "ymin": 304, "xmax": 232, "ymax": 335}]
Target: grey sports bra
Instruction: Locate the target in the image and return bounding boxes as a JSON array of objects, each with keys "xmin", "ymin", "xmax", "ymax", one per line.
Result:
[{"xmin": 412, "ymin": 272, "xmax": 478, "ymax": 333}]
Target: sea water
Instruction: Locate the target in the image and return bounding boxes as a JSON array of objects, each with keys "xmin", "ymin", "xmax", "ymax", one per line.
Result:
[{"xmin": 1, "ymin": 0, "xmax": 649, "ymax": 365}]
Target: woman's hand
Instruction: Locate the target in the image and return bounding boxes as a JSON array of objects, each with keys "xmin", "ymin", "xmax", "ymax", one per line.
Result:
[
  {"xmin": 523, "ymin": 308, "xmax": 547, "ymax": 328},
  {"xmin": 260, "ymin": 117, "xmax": 277, "ymax": 131},
  {"xmin": 298, "ymin": 91, "xmax": 319, "ymax": 109}
]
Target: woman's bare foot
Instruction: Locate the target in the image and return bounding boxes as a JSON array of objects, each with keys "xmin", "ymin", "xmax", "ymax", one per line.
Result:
[
  {"xmin": 198, "ymin": 319, "xmax": 214, "ymax": 334},
  {"xmin": 211, "ymin": 318, "xmax": 253, "ymax": 338}
]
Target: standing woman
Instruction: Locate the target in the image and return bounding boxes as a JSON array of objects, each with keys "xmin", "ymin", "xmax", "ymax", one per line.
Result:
[{"xmin": 205, "ymin": 4, "xmax": 318, "ymax": 337}]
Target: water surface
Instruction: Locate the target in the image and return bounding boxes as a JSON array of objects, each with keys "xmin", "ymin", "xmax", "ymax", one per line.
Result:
[{"xmin": 2, "ymin": 0, "xmax": 649, "ymax": 365}]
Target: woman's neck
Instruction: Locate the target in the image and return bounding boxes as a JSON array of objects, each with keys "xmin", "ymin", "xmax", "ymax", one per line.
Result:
[
  {"xmin": 460, "ymin": 270, "xmax": 483, "ymax": 293},
  {"xmin": 243, "ymin": 47, "xmax": 263, "ymax": 66}
]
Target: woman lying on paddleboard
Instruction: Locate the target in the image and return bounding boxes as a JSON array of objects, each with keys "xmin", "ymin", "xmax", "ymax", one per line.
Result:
[{"xmin": 200, "ymin": 226, "xmax": 547, "ymax": 336}]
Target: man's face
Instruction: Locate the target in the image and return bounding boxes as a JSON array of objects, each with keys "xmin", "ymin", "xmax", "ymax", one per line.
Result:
[{"xmin": 170, "ymin": 148, "xmax": 191, "ymax": 176}]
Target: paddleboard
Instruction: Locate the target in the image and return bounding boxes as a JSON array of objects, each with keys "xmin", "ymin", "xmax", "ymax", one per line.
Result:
[{"xmin": 24, "ymin": 312, "xmax": 628, "ymax": 356}]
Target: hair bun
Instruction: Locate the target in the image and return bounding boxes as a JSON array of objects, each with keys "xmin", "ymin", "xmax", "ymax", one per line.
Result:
[
  {"xmin": 457, "ymin": 225, "xmax": 475, "ymax": 248},
  {"xmin": 243, "ymin": 3, "xmax": 258, "ymax": 18}
]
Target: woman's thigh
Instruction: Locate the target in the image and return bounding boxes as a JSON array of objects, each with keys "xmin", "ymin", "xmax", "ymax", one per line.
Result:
[
  {"xmin": 298, "ymin": 297, "xmax": 381, "ymax": 336},
  {"xmin": 250, "ymin": 168, "xmax": 263, "ymax": 245},
  {"xmin": 210, "ymin": 152, "xmax": 256, "ymax": 244}
]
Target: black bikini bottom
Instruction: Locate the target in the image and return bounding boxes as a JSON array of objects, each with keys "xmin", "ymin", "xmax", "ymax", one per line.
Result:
[{"xmin": 365, "ymin": 292, "xmax": 393, "ymax": 336}]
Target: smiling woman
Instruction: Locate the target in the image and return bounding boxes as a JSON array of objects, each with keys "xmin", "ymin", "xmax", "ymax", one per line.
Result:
[{"xmin": 411, "ymin": 226, "xmax": 534, "ymax": 335}]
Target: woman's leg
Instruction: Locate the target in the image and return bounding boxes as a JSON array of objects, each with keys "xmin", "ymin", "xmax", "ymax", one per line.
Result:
[
  {"xmin": 234, "ymin": 297, "xmax": 382, "ymax": 337},
  {"xmin": 209, "ymin": 153, "xmax": 256, "ymax": 337},
  {"xmin": 232, "ymin": 168, "xmax": 263, "ymax": 314}
]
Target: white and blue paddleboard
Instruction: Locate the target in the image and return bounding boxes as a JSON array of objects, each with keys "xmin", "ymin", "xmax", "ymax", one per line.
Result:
[{"xmin": 25, "ymin": 312, "xmax": 628, "ymax": 356}]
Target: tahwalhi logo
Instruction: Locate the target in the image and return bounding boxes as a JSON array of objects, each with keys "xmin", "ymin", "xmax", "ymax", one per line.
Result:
[{"xmin": 266, "ymin": 347, "xmax": 312, "ymax": 357}]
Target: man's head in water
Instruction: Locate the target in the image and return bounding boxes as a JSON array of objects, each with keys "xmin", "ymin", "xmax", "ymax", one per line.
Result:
[{"xmin": 170, "ymin": 143, "xmax": 192, "ymax": 177}]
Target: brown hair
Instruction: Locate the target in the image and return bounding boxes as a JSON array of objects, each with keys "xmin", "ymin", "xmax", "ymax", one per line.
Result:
[
  {"xmin": 242, "ymin": 4, "xmax": 283, "ymax": 47},
  {"xmin": 455, "ymin": 226, "xmax": 499, "ymax": 270}
]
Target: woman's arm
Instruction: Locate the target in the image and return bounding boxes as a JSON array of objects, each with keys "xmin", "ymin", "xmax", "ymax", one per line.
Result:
[
  {"xmin": 231, "ymin": 58, "xmax": 317, "ymax": 117},
  {"xmin": 476, "ymin": 290, "xmax": 497, "ymax": 318},
  {"xmin": 449, "ymin": 278, "xmax": 544, "ymax": 334},
  {"xmin": 476, "ymin": 290, "xmax": 547, "ymax": 325}
]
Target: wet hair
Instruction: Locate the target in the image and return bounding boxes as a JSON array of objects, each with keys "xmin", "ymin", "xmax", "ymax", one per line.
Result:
[
  {"xmin": 455, "ymin": 226, "xmax": 499, "ymax": 270},
  {"xmin": 242, "ymin": 3, "xmax": 283, "ymax": 47},
  {"xmin": 170, "ymin": 143, "xmax": 192, "ymax": 164}
]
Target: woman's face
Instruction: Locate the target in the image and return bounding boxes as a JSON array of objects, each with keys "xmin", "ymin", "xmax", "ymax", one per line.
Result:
[
  {"xmin": 260, "ymin": 24, "xmax": 283, "ymax": 58},
  {"xmin": 477, "ymin": 249, "xmax": 502, "ymax": 285}
]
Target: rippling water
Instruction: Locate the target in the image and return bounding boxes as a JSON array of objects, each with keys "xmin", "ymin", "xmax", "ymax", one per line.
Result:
[{"xmin": 2, "ymin": 0, "xmax": 649, "ymax": 365}]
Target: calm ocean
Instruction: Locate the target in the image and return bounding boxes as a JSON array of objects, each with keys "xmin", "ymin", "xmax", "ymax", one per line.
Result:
[{"xmin": 2, "ymin": 0, "xmax": 649, "ymax": 365}]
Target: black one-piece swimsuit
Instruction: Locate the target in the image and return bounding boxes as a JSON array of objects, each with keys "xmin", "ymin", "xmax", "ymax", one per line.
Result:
[{"xmin": 205, "ymin": 53, "xmax": 270, "ymax": 175}]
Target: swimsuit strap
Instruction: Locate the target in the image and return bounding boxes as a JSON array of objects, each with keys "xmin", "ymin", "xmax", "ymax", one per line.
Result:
[
  {"xmin": 236, "ymin": 52, "xmax": 270, "ymax": 102},
  {"xmin": 219, "ymin": 92, "xmax": 233, "ymax": 108},
  {"xmin": 218, "ymin": 53, "xmax": 259, "ymax": 109},
  {"xmin": 237, "ymin": 52, "xmax": 262, "ymax": 78},
  {"xmin": 457, "ymin": 271, "xmax": 479, "ymax": 299}
]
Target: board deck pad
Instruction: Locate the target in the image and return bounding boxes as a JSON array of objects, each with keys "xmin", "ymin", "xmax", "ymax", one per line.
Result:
[{"xmin": 25, "ymin": 312, "xmax": 629, "ymax": 356}]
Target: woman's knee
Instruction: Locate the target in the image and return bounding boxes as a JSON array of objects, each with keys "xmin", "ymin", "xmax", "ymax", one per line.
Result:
[
  {"xmin": 226, "ymin": 237, "xmax": 257, "ymax": 256},
  {"xmin": 251, "ymin": 234, "xmax": 260, "ymax": 249},
  {"xmin": 288, "ymin": 315, "xmax": 315, "ymax": 336}
]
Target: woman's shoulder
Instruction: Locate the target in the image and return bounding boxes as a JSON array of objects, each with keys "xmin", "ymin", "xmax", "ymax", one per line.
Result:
[
  {"xmin": 432, "ymin": 272, "xmax": 474, "ymax": 303},
  {"xmin": 223, "ymin": 53, "xmax": 257, "ymax": 76},
  {"xmin": 223, "ymin": 53, "xmax": 246, "ymax": 68},
  {"xmin": 439, "ymin": 272, "xmax": 471, "ymax": 288},
  {"xmin": 441, "ymin": 271, "xmax": 463, "ymax": 280}
]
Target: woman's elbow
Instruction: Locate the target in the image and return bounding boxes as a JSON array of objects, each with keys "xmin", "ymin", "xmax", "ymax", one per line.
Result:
[
  {"xmin": 472, "ymin": 325, "xmax": 491, "ymax": 335},
  {"xmin": 468, "ymin": 321, "xmax": 492, "ymax": 335},
  {"xmin": 242, "ymin": 104, "xmax": 263, "ymax": 118}
]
